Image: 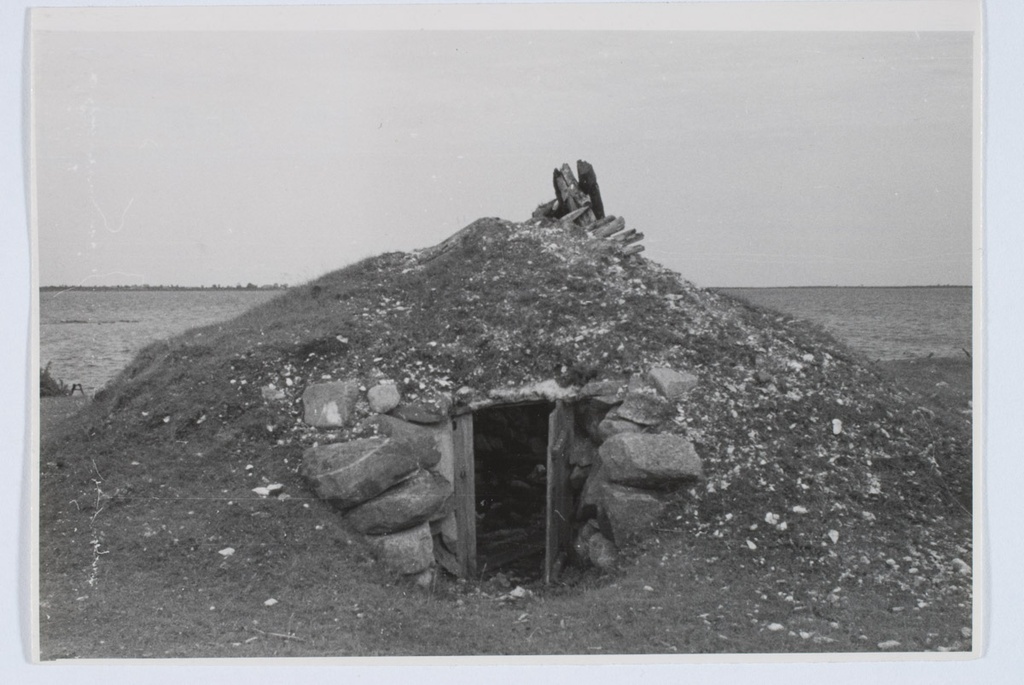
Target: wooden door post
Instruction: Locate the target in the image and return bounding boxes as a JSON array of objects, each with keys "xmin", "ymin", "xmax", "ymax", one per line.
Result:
[
  {"xmin": 545, "ymin": 401, "xmax": 574, "ymax": 583},
  {"xmin": 452, "ymin": 413, "xmax": 477, "ymax": 578}
]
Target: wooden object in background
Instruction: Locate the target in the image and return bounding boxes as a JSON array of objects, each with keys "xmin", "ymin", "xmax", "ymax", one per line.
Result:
[
  {"xmin": 594, "ymin": 217, "xmax": 626, "ymax": 238},
  {"xmin": 576, "ymin": 159, "xmax": 605, "ymax": 220},
  {"xmin": 586, "ymin": 215, "xmax": 617, "ymax": 233}
]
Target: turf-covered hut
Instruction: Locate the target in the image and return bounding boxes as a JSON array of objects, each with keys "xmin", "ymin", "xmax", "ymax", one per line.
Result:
[{"xmin": 297, "ymin": 161, "xmax": 702, "ymax": 583}]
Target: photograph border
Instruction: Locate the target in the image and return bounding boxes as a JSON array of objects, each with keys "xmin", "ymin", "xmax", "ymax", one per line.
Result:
[{"xmin": 6, "ymin": 0, "xmax": 1013, "ymax": 682}]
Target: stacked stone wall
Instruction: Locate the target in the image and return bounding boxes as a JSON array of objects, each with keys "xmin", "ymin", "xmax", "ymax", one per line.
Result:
[{"xmin": 296, "ymin": 367, "xmax": 704, "ymax": 580}]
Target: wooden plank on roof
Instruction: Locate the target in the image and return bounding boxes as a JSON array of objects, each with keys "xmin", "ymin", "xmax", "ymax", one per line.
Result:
[
  {"xmin": 594, "ymin": 217, "xmax": 626, "ymax": 238},
  {"xmin": 559, "ymin": 204, "xmax": 593, "ymax": 226},
  {"xmin": 586, "ymin": 215, "xmax": 617, "ymax": 233},
  {"xmin": 577, "ymin": 159, "xmax": 605, "ymax": 220},
  {"xmin": 609, "ymin": 228, "xmax": 638, "ymax": 243},
  {"xmin": 552, "ymin": 164, "xmax": 596, "ymax": 224}
]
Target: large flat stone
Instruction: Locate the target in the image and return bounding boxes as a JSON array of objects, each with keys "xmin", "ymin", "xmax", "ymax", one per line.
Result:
[
  {"xmin": 302, "ymin": 380, "xmax": 360, "ymax": 428},
  {"xmin": 365, "ymin": 522, "xmax": 434, "ymax": 576},
  {"xmin": 599, "ymin": 482, "xmax": 666, "ymax": 543},
  {"xmin": 569, "ymin": 429, "xmax": 597, "ymax": 467},
  {"xmin": 301, "ymin": 435, "xmax": 441, "ymax": 510},
  {"xmin": 390, "ymin": 402, "xmax": 447, "ymax": 425},
  {"xmin": 647, "ymin": 367, "xmax": 698, "ymax": 400},
  {"xmin": 579, "ymin": 379, "xmax": 625, "ymax": 398},
  {"xmin": 598, "ymin": 433, "xmax": 702, "ymax": 488},
  {"xmin": 579, "ymin": 466, "xmax": 605, "ymax": 513},
  {"xmin": 596, "ymin": 417, "xmax": 644, "ymax": 442},
  {"xmin": 364, "ymin": 413, "xmax": 455, "ymax": 483},
  {"xmin": 613, "ymin": 392, "xmax": 674, "ymax": 426},
  {"xmin": 570, "ymin": 464, "xmax": 591, "ymax": 490},
  {"xmin": 368, "ymin": 382, "xmax": 401, "ymax": 414},
  {"xmin": 627, "ymin": 375, "xmax": 656, "ymax": 394},
  {"xmin": 365, "ymin": 414, "xmax": 434, "ymax": 440},
  {"xmin": 344, "ymin": 471, "xmax": 453, "ymax": 535},
  {"xmin": 579, "ymin": 399, "xmax": 614, "ymax": 441},
  {"xmin": 434, "ymin": 513, "xmax": 458, "ymax": 549}
]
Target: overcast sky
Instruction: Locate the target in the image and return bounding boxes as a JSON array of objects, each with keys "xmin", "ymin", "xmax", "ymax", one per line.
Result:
[{"xmin": 32, "ymin": 26, "xmax": 974, "ymax": 288}]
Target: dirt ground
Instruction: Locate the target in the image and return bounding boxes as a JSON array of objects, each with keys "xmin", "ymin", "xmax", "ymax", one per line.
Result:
[{"xmin": 34, "ymin": 354, "xmax": 974, "ymax": 659}]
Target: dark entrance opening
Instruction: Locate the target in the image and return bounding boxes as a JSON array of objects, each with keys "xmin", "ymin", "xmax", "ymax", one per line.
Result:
[{"xmin": 472, "ymin": 402, "xmax": 553, "ymax": 579}]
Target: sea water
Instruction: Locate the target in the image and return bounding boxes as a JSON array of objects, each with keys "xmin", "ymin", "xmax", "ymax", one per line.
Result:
[
  {"xmin": 39, "ymin": 289, "xmax": 279, "ymax": 393},
  {"xmin": 720, "ymin": 286, "xmax": 972, "ymax": 362}
]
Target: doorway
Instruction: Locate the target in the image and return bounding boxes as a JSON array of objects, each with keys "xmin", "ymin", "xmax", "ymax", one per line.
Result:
[
  {"xmin": 473, "ymin": 401, "xmax": 552, "ymax": 578},
  {"xmin": 448, "ymin": 400, "xmax": 575, "ymax": 583}
]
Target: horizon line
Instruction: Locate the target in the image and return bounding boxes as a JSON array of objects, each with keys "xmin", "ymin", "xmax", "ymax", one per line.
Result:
[
  {"xmin": 39, "ymin": 283, "xmax": 973, "ymax": 290},
  {"xmin": 711, "ymin": 284, "xmax": 972, "ymax": 289}
]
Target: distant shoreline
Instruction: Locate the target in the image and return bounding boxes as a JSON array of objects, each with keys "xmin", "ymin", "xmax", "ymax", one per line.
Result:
[
  {"xmin": 40, "ymin": 285, "xmax": 289, "ymax": 292},
  {"xmin": 715, "ymin": 284, "xmax": 971, "ymax": 290},
  {"xmin": 41, "ymin": 284, "xmax": 969, "ymax": 292}
]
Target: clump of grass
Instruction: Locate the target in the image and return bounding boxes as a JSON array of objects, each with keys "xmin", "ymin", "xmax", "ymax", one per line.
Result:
[{"xmin": 40, "ymin": 362, "xmax": 71, "ymax": 397}]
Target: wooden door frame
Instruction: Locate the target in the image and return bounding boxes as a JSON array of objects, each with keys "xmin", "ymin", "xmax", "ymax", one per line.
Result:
[
  {"xmin": 545, "ymin": 399, "xmax": 574, "ymax": 584},
  {"xmin": 450, "ymin": 400, "xmax": 575, "ymax": 581},
  {"xmin": 452, "ymin": 412, "xmax": 477, "ymax": 578}
]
